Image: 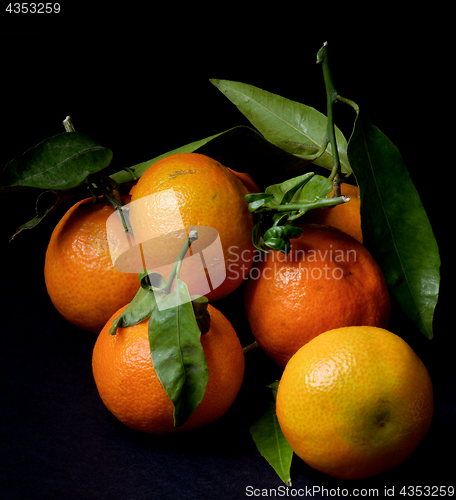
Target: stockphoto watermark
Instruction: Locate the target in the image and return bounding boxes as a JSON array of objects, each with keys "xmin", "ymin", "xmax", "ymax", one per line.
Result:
[
  {"xmin": 245, "ymin": 484, "xmax": 381, "ymax": 497},
  {"xmin": 244, "ymin": 484, "xmax": 455, "ymax": 498},
  {"xmin": 226, "ymin": 244, "xmax": 358, "ymax": 282}
]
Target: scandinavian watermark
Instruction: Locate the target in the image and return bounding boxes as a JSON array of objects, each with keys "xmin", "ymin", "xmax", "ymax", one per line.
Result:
[
  {"xmin": 105, "ymin": 189, "xmax": 226, "ymax": 310},
  {"xmin": 226, "ymin": 244, "xmax": 357, "ymax": 282},
  {"xmin": 106, "ymin": 188, "xmax": 358, "ymax": 310}
]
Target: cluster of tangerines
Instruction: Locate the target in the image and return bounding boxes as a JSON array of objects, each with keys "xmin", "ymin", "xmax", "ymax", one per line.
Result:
[{"xmin": 44, "ymin": 153, "xmax": 433, "ymax": 480}]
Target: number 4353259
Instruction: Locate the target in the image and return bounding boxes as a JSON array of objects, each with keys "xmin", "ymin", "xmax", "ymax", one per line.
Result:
[{"xmin": 6, "ymin": 3, "xmax": 60, "ymax": 13}]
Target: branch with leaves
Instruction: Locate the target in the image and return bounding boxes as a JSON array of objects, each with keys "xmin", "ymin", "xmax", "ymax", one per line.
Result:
[
  {"xmin": 246, "ymin": 172, "xmax": 349, "ymax": 253},
  {"xmin": 2, "ymin": 40, "xmax": 441, "ymax": 488}
]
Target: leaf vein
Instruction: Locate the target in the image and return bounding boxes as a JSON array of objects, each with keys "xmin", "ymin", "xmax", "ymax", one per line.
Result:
[
  {"xmin": 22, "ymin": 146, "xmax": 107, "ymax": 182},
  {"xmin": 228, "ymin": 87, "xmax": 320, "ymax": 148},
  {"xmin": 361, "ymin": 123, "xmax": 427, "ymax": 334}
]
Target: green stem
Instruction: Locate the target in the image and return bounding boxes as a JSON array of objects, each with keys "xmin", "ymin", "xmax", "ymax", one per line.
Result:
[
  {"xmin": 337, "ymin": 95, "xmax": 360, "ymax": 113},
  {"xmin": 317, "ymin": 42, "xmax": 341, "ymax": 185},
  {"xmin": 122, "ymin": 166, "xmax": 138, "ymax": 181},
  {"xmin": 303, "ymin": 136, "xmax": 330, "ymax": 162},
  {"xmin": 63, "ymin": 115, "xmax": 76, "ymax": 132},
  {"xmin": 162, "ymin": 230, "xmax": 199, "ymax": 295},
  {"xmin": 98, "ymin": 181, "xmax": 131, "ymax": 232},
  {"xmin": 242, "ymin": 341, "xmax": 259, "ymax": 354},
  {"xmin": 274, "ymin": 196, "xmax": 348, "ymax": 214},
  {"xmin": 62, "ymin": 115, "xmax": 127, "ymax": 223},
  {"xmin": 332, "ymin": 172, "xmax": 341, "ymax": 197}
]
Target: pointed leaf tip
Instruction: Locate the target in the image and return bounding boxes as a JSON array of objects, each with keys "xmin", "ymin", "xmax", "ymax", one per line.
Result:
[
  {"xmin": 149, "ymin": 279, "xmax": 208, "ymax": 427},
  {"xmin": 250, "ymin": 384, "xmax": 293, "ymax": 486}
]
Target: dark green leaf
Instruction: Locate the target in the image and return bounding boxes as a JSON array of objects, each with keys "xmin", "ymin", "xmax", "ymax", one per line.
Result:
[
  {"xmin": 263, "ymin": 225, "xmax": 303, "ymax": 245},
  {"xmin": 1, "ymin": 132, "xmax": 113, "ymax": 191},
  {"xmin": 251, "ymin": 214, "xmax": 267, "ymax": 252},
  {"xmin": 348, "ymin": 111, "xmax": 440, "ymax": 338},
  {"xmin": 263, "ymin": 224, "xmax": 304, "ymax": 254},
  {"xmin": 10, "ymin": 190, "xmax": 59, "ymax": 240},
  {"xmin": 210, "ymin": 79, "xmax": 352, "ymax": 176},
  {"xmin": 10, "ymin": 205, "xmax": 54, "ymax": 239},
  {"xmin": 149, "ymin": 279, "xmax": 208, "ymax": 427},
  {"xmin": 9, "ymin": 188, "xmax": 78, "ymax": 241},
  {"xmin": 262, "ymin": 237, "xmax": 287, "ymax": 252},
  {"xmin": 250, "ymin": 382, "xmax": 293, "ymax": 486}
]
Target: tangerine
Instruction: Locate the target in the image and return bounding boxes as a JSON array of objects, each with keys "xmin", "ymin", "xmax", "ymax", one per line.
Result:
[
  {"xmin": 129, "ymin": 168, "xmax": 260, "ymax": 195},
  {"xmin": 129, "ymin": 153, "xmax": 254, "ymax": 302},
  {"xmin": 44, "ymin": 196, "xmax": 140, "ymax": 334},
  {"xmin": 305, "ymin": 183, "xmax": 362, "ymax": 243},
  {"xmin": 276, "ymin": 326, "xmax": 433, "ymax": 479},
  {"xmin": 92, "ymin": 303, "xmax": 245, "ymax": 434},
  {"xmin": 228, "ymin": 168, "xmax": 260, "ymax": 194},
  {"xmin": 244, "ymin": 224, "xmax": 390, "ymax": 367}
]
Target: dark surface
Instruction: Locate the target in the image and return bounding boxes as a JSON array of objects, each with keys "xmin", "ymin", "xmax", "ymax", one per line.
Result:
[{"xmin": 1, "ymin": 26, "xmax": 452, "ymax": 500}]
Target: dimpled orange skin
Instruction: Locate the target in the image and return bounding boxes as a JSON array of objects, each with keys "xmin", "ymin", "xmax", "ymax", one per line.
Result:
[
  {"xmin": 44, "ymin": 196, "xmax": 140, "ymax": 334},
  {"xmin": 244, "ymin": 224, "xmax": 390, "ymax": 367},
  {"xmin": 130, "ymin": 153, "xmax": 255, "ymax": 302},
  {"xmin": 305, "ymin": 183, "xmax": 362, "ymax": 243},
  {"xmin": 276, "ymin": 326, "xmax": 434, "ymax": 480},
  {"xmin": 92, "ymin": 303, "xmax": 245, "ymax": 434}
]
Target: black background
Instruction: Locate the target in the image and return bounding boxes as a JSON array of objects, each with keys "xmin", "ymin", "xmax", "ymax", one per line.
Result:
[{"xmin": 1, "ymin": 13, "xmax": 453, "ymax": 500}]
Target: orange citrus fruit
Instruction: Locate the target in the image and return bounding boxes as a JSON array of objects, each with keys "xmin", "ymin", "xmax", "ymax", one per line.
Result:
[
  {"xmin": 276, "ymin": 326, "xmax": 433, "ymax": 479},
  {"xmin": 244, "ymin": 224, "xmax": 390, "ymax": 367},
  {"xmin": 305, "ymin": 183, "xmax": 362, "ymax": 243},
  {"xmin": 130, "ymin": 169, "xmax": 261, "ymax": 196},
  {"xmin": 92, "ymin": 303, "xmax": 245, "ymax": 434},
  {"xmin": 44, "ymin": 196, "xmax": 140, "ymax": 334},
  {"xmin": 228, "ymin": 168, "xmax": 260, "ymax": 194},
  {"xmin": 129, "ymin": 153, "xmax": 254, "ymax": 302}
]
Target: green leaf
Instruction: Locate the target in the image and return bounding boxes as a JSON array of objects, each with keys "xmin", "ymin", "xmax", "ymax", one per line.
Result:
[
  {"xmin": 109, "ymin": 271, "xmax": 165, "ymax": 335},
  {"xmin": 140, "ymin": 270, "xmax": 167, "ymax": 291},
  {"xmin": 250, "ymin": 382, "xmax": 293, "ymax": 486},
  {"xmin": 263, "ymin": 225, "xmax": 304, "ymax": 254},
  {"xmin": 348, "ymin": 111, "xmax": 440, "ymax": 338},
  {"xmin": 265, "ymin": 172, "xmax": 315, "ymax": 207},
  {"xmin": 247, "ymin": 172, "xmax": 349, "ymax": 253},
  {"xmin": 10, "ymin": 188, "xmax": 79, "ymax": 241},
  {"xmin": 11, "ymin": 204, "xmax": 54, "ymax": 237},
  {"xmin": 251, "ymin": 214, "xmax": 267, "ymax": 252},
  {"xmin": 110, "ymin": 125, "xmax": 285, "ymax": 185},
  {"xmin": 210, "ymin": 79, "xmax": 352, "ymax": 176},
  {"xmin": 10, "ymin": 190, "xmax": 59, "ymax": 240},
  {"xmin": 1, "ymin": 132, "xmax": 113, "ymax": 191},
  {"xmin": 291, "ymin": 174, "xmax": 333, "ymax": 203},
  {"xmin": 245, "ymin": 193, "xmax": 274, "ymax": 212},
  {"xmin": 284, "ymin": 195, "xmax": 348, "ymax": 222},
  {"xmin": 110, "ymin": 131, "xmax": 227, "ymax": 184},
  {"xmin": 149, "ymin": 278, "xmax": 208, "ymax": 427}
]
